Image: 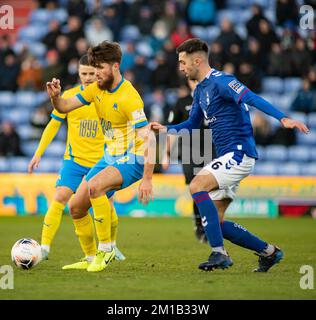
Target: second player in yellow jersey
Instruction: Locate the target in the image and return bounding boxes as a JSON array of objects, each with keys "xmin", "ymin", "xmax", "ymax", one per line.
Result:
[{"xmin": 29, "ymin": 55, "xmax": 125, "ymax": 263}]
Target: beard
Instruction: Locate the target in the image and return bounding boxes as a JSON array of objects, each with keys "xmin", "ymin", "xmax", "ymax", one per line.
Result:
[{"xmin": 97, "ymin": 73, "xmax": 115, "ymax": 90}]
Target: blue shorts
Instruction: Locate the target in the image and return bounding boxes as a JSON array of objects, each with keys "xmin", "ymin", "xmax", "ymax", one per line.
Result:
[
  {"xmin": 86, "ymin": 151, "xmax": 144, "ymax": 198},
  {"xmin": 56, "ymin": 160, "xmax": 91, "ymax": 193}
]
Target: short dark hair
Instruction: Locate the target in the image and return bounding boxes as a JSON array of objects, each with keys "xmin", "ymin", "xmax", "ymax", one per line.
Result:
[
  {"xmin": 176, "ymin": 38, "xmax": 209, "ymax": 55},
  {"xmin": 88, "ymin": 41, "xmax": 122, "ymax": 67},
  {"xmin": 79, "ymin": 54, "xmax": 89, "ymax": 66}
]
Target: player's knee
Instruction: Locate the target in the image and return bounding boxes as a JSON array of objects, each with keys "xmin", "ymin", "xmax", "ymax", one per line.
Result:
[
  {"xmin": 87, "ymin": 179, "xmax": 103, "ymax": 198},
  {"xmin": 189, "ymin": 179, "xmax": 205, "ymax": 195},
  {"xmin": 54, "ymin": 193, "xmax": 70, "ymax": 206},
  {"xmin": 69, "ymin": 202, "xmax": 85, "ymax": 219}
]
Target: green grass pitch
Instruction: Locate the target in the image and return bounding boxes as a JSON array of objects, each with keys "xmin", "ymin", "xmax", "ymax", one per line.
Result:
[{"xmin": 0, "ymin": 216, "xmax": 315, "ymax": 300}]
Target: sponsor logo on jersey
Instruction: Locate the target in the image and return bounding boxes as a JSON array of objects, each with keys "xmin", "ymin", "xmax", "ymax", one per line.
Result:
[
  {"xmin": 132, "ymin": 109, "xmax": 146, "ymax": 121},
  {"xmin": 228, "ymin": 80, "xmax": 244, "ymax": 94}
]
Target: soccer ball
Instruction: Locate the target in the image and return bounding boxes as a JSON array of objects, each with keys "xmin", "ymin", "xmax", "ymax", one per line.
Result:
[{"xmin": 11, "ymin": 238, "xmax": 42, "ymax": 270}]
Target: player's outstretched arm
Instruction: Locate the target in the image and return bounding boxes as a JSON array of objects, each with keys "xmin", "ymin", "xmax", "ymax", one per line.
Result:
[
  {"xmin": 28, "ymin": 118, "xmax": 62, "ymax": 173},
  {"xmin": 239, "ymin": 90, "xmax": 309, "ymax": 134},
  {"xmin": 138, "ymin": 126, "xmax": 156, "ymax": 205},
  {"xmin": 280, "ymin": 117, "xmax": 309, "ymax": 134},
  {"xmin": 47, "ymin": 78, "xmax": 83, "ymax": 113}
]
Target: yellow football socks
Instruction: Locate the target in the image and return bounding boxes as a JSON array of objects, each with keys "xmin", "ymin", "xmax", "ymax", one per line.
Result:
[
  {"xmin": 41, "ymin": 200, "xmax": 65, "ymax": 248},
  {"xmin": 90, "ymin": 196, "xmax": 112, "ymax": 246},
  {"xmin": 73, "ymin": 213, "xmax": 97, "ymax": 257}
]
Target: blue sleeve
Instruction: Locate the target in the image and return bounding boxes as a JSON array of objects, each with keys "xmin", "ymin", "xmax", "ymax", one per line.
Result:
[
  {"xmin": 215, "ymin": 75, "xmax": 250, "ymax": 104},
  {"xmin": 241, "ymin": 90, "xmax": 286, "ymax": 121},
  {"xmin": 166, "ymin": 90, "xmax": 204, "ymax": 134},
  {"xmin": 216, "ymin": 75, "xmax": 286, "ymax": 120}
]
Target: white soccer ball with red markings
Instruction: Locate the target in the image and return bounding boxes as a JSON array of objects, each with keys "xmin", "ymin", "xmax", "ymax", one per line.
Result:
[{"xmin": 11, "ymin": 238, "xmax": 42, "ymax": 269}]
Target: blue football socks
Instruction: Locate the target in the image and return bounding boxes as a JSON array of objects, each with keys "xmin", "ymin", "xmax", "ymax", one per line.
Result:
[
  {"xmin": 221, "ymin": 220, "xmax": 267, "ymax": 253},
  {"xmin": 192, "ymin": 191, "xmax": 224, "ymax": 248}
]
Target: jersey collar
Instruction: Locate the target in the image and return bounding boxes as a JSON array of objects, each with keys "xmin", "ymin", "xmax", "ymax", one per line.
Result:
[
  {"xmin": 199, "ymin": 68, "xmax": 214, "ymax": 87},
  {"xmin": 108, "ymin": 76, "xmax": 124, "ymax": 93}
]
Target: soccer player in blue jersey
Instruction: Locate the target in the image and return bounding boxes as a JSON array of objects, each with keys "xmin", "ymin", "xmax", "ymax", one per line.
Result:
[{"xmin": 139, "ymin": 38, "xmax": 309, "ymax": 272}]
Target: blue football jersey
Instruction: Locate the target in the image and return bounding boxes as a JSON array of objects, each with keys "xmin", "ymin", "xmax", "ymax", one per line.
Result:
[{"xmin": 190, "ymin": 69, "xmax": 258, "ymax": 159}]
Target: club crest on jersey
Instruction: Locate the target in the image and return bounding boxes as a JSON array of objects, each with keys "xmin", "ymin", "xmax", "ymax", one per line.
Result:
[
  {"xmin": 228, "ymin": 80, "xmax": 244, "ymax": 94},
  {"xmin": 113, "ymin": 102, "xmax": 118, "ymax": 110}
]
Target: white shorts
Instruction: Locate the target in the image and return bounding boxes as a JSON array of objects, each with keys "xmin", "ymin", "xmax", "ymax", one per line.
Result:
[{"xmin": 202, "ymin": 151, "xmax": 256, "ymax": 201}]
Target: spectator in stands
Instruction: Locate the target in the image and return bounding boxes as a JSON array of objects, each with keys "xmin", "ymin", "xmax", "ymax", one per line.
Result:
[
  {"xmin": 291, "ymin": 79, "xmax": 316, "ymax": 114},
  {"xmin": 291, "ymin": 38, "xmax": 313, "ymax": 77},
  {"xmin": 0, "ymin": 35, "xmax": 14, "ymax": 64},
  {"xmin": 162, "ymin": 40, "xmax": 179, "ymax": 87},
  {"xmin": 246, "ymin": 4, "xmax": 269, "ymax": 39},
  {"xmin": 55, "ymin": 35, "xmax": 74, "ymax": 67},
  {"xmin": 161, "ymin": 1, "xmax": 181, "ymax": 33},
  {"xmin": 267, "ymin": 42, "xmax": 292, "ymax": 77},
  {"xmin": 120, "ymin": 41, "xmax": 136, "ymax": 73},
  {"xmin": 64, "ymin": 58, "xmax": 80, "ymax": 88},
  {"xmin": 62, "ymin": 16, "xmax": 85, "ymax": 44},
  {"xmin": 215, "ymin": 18, "xmax": 243, "ymax": 54},
  {"xmin": 17, "ymin": 55, "xmax": 43, "ymax": 91},
  {"xmin": 150, "ymin": 20, "xmax": 169, "ymax": 54},
  {"xmin": 42, "ymin": 50, "xmax": 64, "ymax": 85},
  {"xmin": 276, "ymin": 0, "xmax": 299, "ymax": 27},
  {"xmin": 280, "ymin": 23, "xmax": 300, "ymax": 51},
  {"xmin": 254, "ymin": 19, "xmax": 279, "ymax": 57},
  {"xmin": 151, "ymin": 51, "xmax": 173, "ymax": 89},
  {"xmin": 209, "ymin": 41, "xmax": 226, "ymax": 70},
  {"xmin": 222, "ymin": 62, "xmax": 235, "ymax": 75},
  {"xmin": 42, "ymin": 20, "xmax": 61, "ymax": 50},
  {"xmin": 237, "ymin": 62, "xmax": 261, "ymax": 93},
  {"xmin": 30, "ymin": 102, "xmax": 51, "ymax": 140},
  {"xmin": 243, "ymin": 38, "xmax": 265, "ymax": 73},
  {"xmin": 170, "ymin": 21, "xmax": 193, "ymax": 48},
  {"xmin": 186, "ymin": 0, "xmax": 216, "ymax": 26},
  {"xmin": 226, "ymin": 43, "xmax": 243, "ymax": 69},
  {"xmin": 67, "ymin": 0, "xmax": 88, "ymax": 22},
  {"xmin": 136, "ymin": 6, "xmax": 155, "ymax": 36},
  {"xmin": 0, "ymin": 52, "xmax": 20, "ymax": 92},
  {"xmin": 0, "ymin": 121, "xmax": 23, "ymax": 156},
  {"xmin": 84, "ymin": 17, "xmax": 113, "ymax": 46},
  {"xmin": 162, "ymin": 39, "xmax": 177, "ymax": 68},
  {"xmin": 251, "ymin": 111, "xmax": 272, "ymax": 146},
  {"xmin": 103, "ymin": 4, "xmax": 124, "ymax": 41},
  {"xmin": 131, "ymin": 55, "xmax": 152, "ymax": 94},
  {"xmin": 75, "ymin": 37, "xmax": 89, "ymax": 60}
]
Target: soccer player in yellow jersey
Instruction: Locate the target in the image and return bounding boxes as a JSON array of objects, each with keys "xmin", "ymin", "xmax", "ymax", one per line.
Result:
[
  {"xmin": 46, "ymin": 41, "xmax": 149, "ymax": 272},
  {"xmin": 29, "ymin": 55, "xmax": 125, "ymax": 263}
]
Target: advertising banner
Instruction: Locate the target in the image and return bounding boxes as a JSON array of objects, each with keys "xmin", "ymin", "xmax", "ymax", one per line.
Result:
[{"xmin": 0, "ymin": 174, "xmax": 315, "ymax": 217}]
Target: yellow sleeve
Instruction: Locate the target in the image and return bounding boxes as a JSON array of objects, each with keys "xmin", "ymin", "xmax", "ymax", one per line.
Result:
[
  {"xmin": 51, "ymin": 108, "xmax": 67, "ymax": 122},
  {"xmin": 74, "ymin": 82, "xmax": 95, "ymax": 105},
  {"xmin": 34, "ymin": 118, "xmax": 62, "ymax": 157},
  {"xmin": 123, "ymin": 91, "xmax": 148, "ymax": 128}
]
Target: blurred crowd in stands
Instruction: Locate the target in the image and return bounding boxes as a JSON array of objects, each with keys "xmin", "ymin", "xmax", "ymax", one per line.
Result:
[{"xmin": 0, "ymin": 0, "xmax": 316, "ymax": 174}]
